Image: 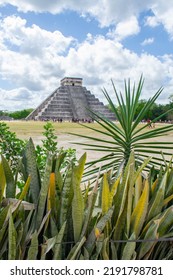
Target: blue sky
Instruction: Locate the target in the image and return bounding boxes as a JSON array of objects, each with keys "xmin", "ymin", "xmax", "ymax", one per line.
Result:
[{"xmin": 0, "ymin": 0, "xmax": 173, "ymax": 111}]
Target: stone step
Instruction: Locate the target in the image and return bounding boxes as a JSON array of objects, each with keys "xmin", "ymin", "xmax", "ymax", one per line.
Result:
[
  {"xmin": 26, "ymin": 81, "xmax": 116, "ymax": 121},
  {"xmin": 42, "ymin": 112, "xmax": 73, "ymax": 118},
  {"xmin": 49, "ymin": 100, "xmax": 71, "ymax": 105}
]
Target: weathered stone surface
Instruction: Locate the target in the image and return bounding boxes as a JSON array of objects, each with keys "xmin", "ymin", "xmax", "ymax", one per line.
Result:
[{"xmin": 26, "ymin": 77, "xmax": 116, "ymax": 121}]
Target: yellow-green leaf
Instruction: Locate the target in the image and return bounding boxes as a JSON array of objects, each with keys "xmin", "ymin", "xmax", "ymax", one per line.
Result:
[
  {"xmin": 130, "ymin": 179, "xmax": 149, "ymax": 237},
  {"xmin": 18, "ymin": 176, "xmax": 31, "ymax": 201},
  {"xmin": 72, "ymin": 153, "xmax": 86, "ymax": 242},
  {"xmin": 102, "ymin": 173, "xmax": 110, "ymax": 215}
]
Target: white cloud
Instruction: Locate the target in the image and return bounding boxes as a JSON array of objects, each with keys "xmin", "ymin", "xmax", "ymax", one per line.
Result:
[
  {"xmin": 141, "ymin": 37, "xmax": 154, "ymax": 46},
  {"xmin": 0, "ymin": 15, "xmax": 75, "ymax": 92},
  {"xmin": 0, "ymin": 14, "xmax": 173, "ymax": 110},
  {"xmin": 0, "ymin": 87, "xmax": 38, "ymax": 111},
  {"xmin": 1, "ymin": 1, "xmax": 173, "ymax": 39},
  {"xmin": 108, "ymin": 16, "xmax": 140, "ymax": 40},
  {"xmin": 0, "ymin": 15, "xmax": 75, "ymax": 56},
  {"xmin": 1, "ymin": 3, "xmax": 173, "ymax": 110},
  {"xmin": 144, "ymin": 16, "xmax": 160, "ymax": 28},
  {"xmin": 0, "ymin": 0, "xmax": 150, "ymax": 26},
  {"xmin": 151, "ymin": 1, "xmax": 173, "ymax": 39}
]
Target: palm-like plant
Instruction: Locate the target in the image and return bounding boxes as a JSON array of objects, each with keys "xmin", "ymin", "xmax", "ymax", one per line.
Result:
[{"xmin": 72, "ymin": 76, "xmax": 173, "ymax": 178}]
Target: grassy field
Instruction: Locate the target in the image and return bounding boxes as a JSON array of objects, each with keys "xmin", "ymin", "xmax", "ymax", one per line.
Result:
[
  {"xmin": 4, "ymin": 120, "xmax": 173, "ymax": 162},
  {"xmin": 5, "ymin": 120, "xmax": 109, "ymax": 161}
]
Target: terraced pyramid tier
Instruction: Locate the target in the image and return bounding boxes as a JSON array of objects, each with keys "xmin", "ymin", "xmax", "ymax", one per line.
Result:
[{"xmin": 26, "ymin": 77, "xmax": 116, "ymax": 121}]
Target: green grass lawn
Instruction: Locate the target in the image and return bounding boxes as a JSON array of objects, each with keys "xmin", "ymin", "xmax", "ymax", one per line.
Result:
[
  {"xmin": 5, "ymin": 120, "xmax": 105, "ymax": 139},
  {"xmin": 4, "ymin": 120, "xmax": 173, "ymax": 162}
]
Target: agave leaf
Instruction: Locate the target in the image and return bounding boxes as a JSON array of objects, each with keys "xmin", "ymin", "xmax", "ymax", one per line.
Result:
[
  {"xmin": 53, "ymin": 222, "xmax": 67, "ymax": 260},
  {"xmin": 38, "ymin": 210, "xmax": 51, "ymax": 235},
  {"xmin": 134, "ymin": 174, "xmax": 143, "ymax": 209},
  {"xmin": 110, "ymin": 241, "xmax": 118, "ymax": 260},
  {"xmin": 113, "ymin": 196, "xmax": 127, "ymax": 241},
  {"xmin": 18, "ymin": 176, "xmax": 31, "ymax": 201},
  {"xmin": 8, "ymin": 210, "xmax": 16, "ymax": 260},
  {"xmin": 59, "ymin": 165, "xmax": 73, "ymax": 227},
  {"xmin": 47, "ymin": 173, "xmax": 56, "ymax": 214},
  {"xmin": 151, "ymin": 178, "xmax": 158, "ymax": 194},
  {"xmin": 92, "ymin": 234, "xmax": 104, "ymax": 260},
  {"xmin": 126, "ymin": 163, "xmax": 135, "ymax": 237},
  {"xmin": 42, "ymin": 236, "xmax": 56, "ymax": 258},
  {"xmin": 55, "ymin": 151, "xmax": 67, "ymax": 171},
  {"xmin": 130, "ymin": 179, "xmax": 149, "ymax": 237},
  {"xmin": 109, "ymin": 175, "xmax": 121, "ymax": 206},
  {"xmin": 1, "ymin": 156, "xmax": 15, "ymax": 198},
  {"xmin": 112, "ymin": 153, "xmax": 132, "ymax": 225},
  {"xmin": 80, "ymin": 171, "xmax": 99, "ymax": 237},
  {"xmin": 121, "ymin": 232, "xmax": 136, "ymax": 260},
  {"xmin": 163, "ymin": 194, "xmax": 173, "ymax": 206},
  {"xmin": 165, "ymin": 169, "xmax": 173, "ymax": 197},
  {"xmin": 22, "ymin": 138, "xmax": 41, "ymax": 204},
  {"xmin": 85, "ymin": 207, "xmax": 114, "ymax": 253},
  {"xmin": 0, "ymin": 222, "xmax": 8, "ymax": 246},
  {"xmin": 0, "ymin": 205, "xmax": 10, "ymax": 228},
  {"xmin": 36, "ymin": 155, "xmax": 52, "ymax": 230},
  {"xmin": 55, "ymin": 170, "xmax": 63, "ymax": 194},
  {"xmin": 72, "ymin": 153, "xmax": 86, "ymax": 242},
  {"xmin": 147, "ymin": 173, "xmax": 166, "ymax": 222},
  {"xmin": 27, "ymin": 231, "xmax": 38, "ymax": 260},
  {"xmin": 102, "ymin": 237, "xmax": 109, "ymax": 260},
  {"xmin": 83, "ymin": 247, "xmax": 90, "ymax": 260},
  {"xmin": 102, "ymin": 173, "xmax": 110, "ymax": 215},
  {"xmin": 158, "ymin": 206, "xmax": 173, "ymax": 236},
  {"xmin": 0, "ymin": 160, "xmax": 6, "ymax": 202},
  {"xmin": 67, "ymin": 236, "xmax": 86, "ymax": 260},
  {"xmin": 21, "ymin": 210, "xmax": 35, "ymax": 246},
  {"xmin": 133, "ymin": 157, "xmax": 152, "ymax": 184},
  {"xmin": 138, "ymin": 220, "xmax": 159, "ymax": 260}
]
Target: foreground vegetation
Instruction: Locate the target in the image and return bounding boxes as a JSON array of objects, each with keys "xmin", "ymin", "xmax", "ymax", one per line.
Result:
[
  {"xmin": 0, "ymin": 141, "xmax": 173, "ymax": 260},
  {"xmin": 1, "ymin": 76, "xmax": 173, "ymax": 260}
]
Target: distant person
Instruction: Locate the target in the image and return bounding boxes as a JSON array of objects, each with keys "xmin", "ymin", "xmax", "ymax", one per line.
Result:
[{"xmin": 147, "ymin": 119, "xmax": 152, "ymax": 128}]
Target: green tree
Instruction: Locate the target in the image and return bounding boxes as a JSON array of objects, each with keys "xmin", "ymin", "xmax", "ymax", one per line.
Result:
[{"xmin": 9, "ymin": 109, "xmax": 33, "ymax": 119}]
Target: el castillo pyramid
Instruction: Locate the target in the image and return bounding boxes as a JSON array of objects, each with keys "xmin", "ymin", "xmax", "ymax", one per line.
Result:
[{"xmin": 26, "ymin": 77, "xmax": 115, "ymax": 121}]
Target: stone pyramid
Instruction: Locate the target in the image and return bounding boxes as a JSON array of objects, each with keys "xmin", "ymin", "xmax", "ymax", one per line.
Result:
[{"xmin": 26, "ymin": 77, "xmax": 116, "ymax": 121}]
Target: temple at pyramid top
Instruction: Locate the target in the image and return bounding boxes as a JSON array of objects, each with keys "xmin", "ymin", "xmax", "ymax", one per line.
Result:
[
  {"xmin": 60, "ymin": 77, "xmax": 83, "ymax": 87},
  {"xmin": 26, "ymin": 77, "xmax": 116, "ymax": 121}
]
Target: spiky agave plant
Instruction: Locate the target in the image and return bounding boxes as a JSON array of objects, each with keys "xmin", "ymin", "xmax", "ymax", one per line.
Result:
[{"xmin": 72, "ymin": 76, "xmax": 173, "ymax": 179}]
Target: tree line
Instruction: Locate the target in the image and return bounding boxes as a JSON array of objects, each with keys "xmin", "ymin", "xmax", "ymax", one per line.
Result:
[
  {"xmin": 0, "ymin": 108, "xmax": 33, "ymax": 120},
  {"xmin": 107, "ymin": 99, "xmax": 173, "ymax": 122},
  {"xmin": 1, "ymin": 99, "xmax": 173, "ymax": 121}
]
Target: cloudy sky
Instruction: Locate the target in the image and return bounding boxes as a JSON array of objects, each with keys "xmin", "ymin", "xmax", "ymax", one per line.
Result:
[{"xmin": 0, "ymin": 0, "xmax": 173, "ymax": 111}]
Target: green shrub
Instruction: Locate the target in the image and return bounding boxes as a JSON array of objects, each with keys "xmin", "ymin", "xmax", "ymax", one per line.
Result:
[
  {"xmin": 0, "ymin": 121, "xmax": 76, "ymax": 180},
  {"xmin": 35, "ymin": 122, "xmax": 76, "ymax": 177},
  {"xmin": 0, "ymin": 122, "xmax": 26, "ymax": 172}
]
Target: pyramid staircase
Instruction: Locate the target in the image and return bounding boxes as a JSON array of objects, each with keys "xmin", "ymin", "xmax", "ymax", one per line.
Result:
[{"xmin": 26, "ymin": 78, "xmax": 116, "ymax": 121}]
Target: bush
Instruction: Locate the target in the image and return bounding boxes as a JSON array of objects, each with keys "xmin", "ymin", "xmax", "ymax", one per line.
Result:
[
  {"xmin": 0, "ymin": 122, "xmax": 26, "ymax": 172},
  {"xmin": 0, "ymin": 121, "xmax": 76, "ymax": 179}
]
